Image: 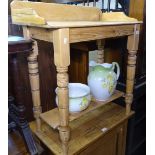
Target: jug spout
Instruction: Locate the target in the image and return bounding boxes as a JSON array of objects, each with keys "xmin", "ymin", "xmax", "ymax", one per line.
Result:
[
  {"xmin": 89, "ymin": 61, "xmax": 113, "ymax": 68},
  {"xmin": 101, "ymin": 63, "xmax": 113, "ymax": 69},
  {"xmin": 89, "ymin": 61, "xmax": 114, "ymax": 73}
]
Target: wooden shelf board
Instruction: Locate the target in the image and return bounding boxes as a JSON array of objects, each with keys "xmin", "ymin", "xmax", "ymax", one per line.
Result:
[
  {"xmin": 40, "ymin": 90, "xmax": 124, "ymax": 129},
  {"xmin": 30, "ymin": 102, "xmax": 134, "ymax": 155}
]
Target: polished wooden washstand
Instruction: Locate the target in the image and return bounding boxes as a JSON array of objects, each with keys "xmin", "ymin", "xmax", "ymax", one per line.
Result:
[{"xmin": 10, "ymin": 1, "xmax": 142, "ymax": 154}]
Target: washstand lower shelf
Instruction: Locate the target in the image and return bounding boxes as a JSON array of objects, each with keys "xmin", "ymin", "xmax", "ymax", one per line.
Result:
[
  {"xmin": 40, "ymin": 90, "xmax": 124, "ymax": 129},
  {"xmin": 30, "ymin": 102, "xmax": 134, "ymax": 155}
]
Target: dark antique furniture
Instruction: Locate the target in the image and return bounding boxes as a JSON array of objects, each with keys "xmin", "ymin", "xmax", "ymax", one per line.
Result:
[{"xmin": 8, "ymin": 36, "xmax": 43, "ymax": 155}]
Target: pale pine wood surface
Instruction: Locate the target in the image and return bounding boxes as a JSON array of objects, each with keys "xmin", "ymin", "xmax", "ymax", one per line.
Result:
[
  {"xmin": 53, "ymin": 28, "xmax": 70, "ymax": 67},
  {"xmin": 40, "ymin": 90, "xmax": 124, "ymax": 129},
  {"xmin": 69, "ymin": 24, "xmax": 136, "ymax": 43},
  {"xmin": 46, "ymin": 21, "xmax": 142, "ymax": 28},
  {"xmin": 53, "ymin": 28, "xmax": 71, "ymax": 155},
  {"xmin": 78, "ymin": 121, "xmax": 127, "ymax": 155},
  {"xmin": 97, "ymin": 39, "xmax": 105, "ymax": 63},
  {"xmin": 20, "ymin": 20, "xmax": 140, "ymax": 155},
  {"xmin": 11, "ymin": 0, "xmax": 142, "ymax": 27},
  {"xmin": 10, "ymin": 2, "xmax": 141, "ymax": 154},
  {"xmin": 11, "ymin": 1, "xmax": 101, "ymax": 22},
  {"xmin": 125, "ymin": 24, "xmax": 140, "ymax": 115},
  {"xmin": 23, "ymin": 27, "xmax": 42, "ymax": 131},
  {"xmin": 23, "ymin": 24, "xmax": 141, "ymax": 44},
  {"xmin": 12, "ymin": 21, "xmax": 142, "ymax": 29},
  {"xmin": 30, "ymin": 102, "xmax": 134, "ymax": 155}
]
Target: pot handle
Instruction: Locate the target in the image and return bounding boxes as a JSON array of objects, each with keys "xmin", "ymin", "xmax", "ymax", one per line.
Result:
[{"xmin": 112, "ymin": 62, "xmax": 120, "ymax": 80}]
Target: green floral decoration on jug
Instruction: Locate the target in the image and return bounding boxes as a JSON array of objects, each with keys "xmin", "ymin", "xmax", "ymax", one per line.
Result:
[{"xmin": 88, "ymin": 61, "xmax": 120, "ymax": 101}]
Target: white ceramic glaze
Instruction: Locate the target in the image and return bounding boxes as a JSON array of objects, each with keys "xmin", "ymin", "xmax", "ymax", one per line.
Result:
[
  {"xmin": 88, "ymin": 61, "xmax": 120, "ymax": 101},
  {"xmin": 55, "ymin": 83, "xmax": 91, "ymax": 113}
]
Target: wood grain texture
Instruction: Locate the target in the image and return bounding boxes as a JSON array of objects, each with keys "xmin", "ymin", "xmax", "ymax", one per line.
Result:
[
  {"xmin": 27, "ymin": 49, "xmax": 42, "ymax": 131},
  {"xmin": 11, "ymin": 1, "xmax": 101, "ymax": 22},
  {"xmin": 8, "ymin": 130, "xmax": 28, "ymax": 155},
  {"xmin": 40, "ymin": 90, "xmax": 124, "ymax": 129},
  {"xmin": 9, "ymin": 4, "xmax": 141, "ymax": 153},
  {"xmin": 28, "ymin": 26, "xmax": 53, "ymax": 42},
  {"xmin": 30, "ymin": 102, "xmax": 134, "ymax": 155},
  {"xmin": 78, "ymin": 122, "xmax": 127, "ymax": 155},
  {"xmin": 23, "ymin": 26, "xmax": 42, "ymax": 131},
  {"xmin": 12, "ymin": 9, "xmax": 46, "ymax": 25},
  {"xmin": 69, "ymin": 24, "xmax": 135, "ymax": 43},
  {"xmin": 127, "ymin": 25, "xmax": 140, "ymax": 51},
  {"xmin": 24, "ymin": 24, "xmax": 139, "ymax": 155},
  {"xmin": 125, "ymin": 24, "xmax": 140, "ymax": 115},
  {"xmin": 97, "ymin": 39, "xmax": 105, "ymax": 63},
  {"xmin": 53, "ymin": 28, "xmax": 70, "ymax": 67},
  {"xmin": 129, "ymin": 0, "xmax": 145, "ymax": 21},
  {"xmin": 53, "ymin": 28, "xmax": 70, "ymax": 155},
  {"xmin": 11, "ymin": 21, "xmax": 142, "ymax": 29},
  {"xmin": 78, "ymin": 130, "xmax": 117, "ymax": 155},
  {"xmin": 46, "ymin": 21, "xmax": 142, "ymax": 28},
  {"xmin": 69, "ymin": 41, "xmax": 97, "ymax": 84},
  {"xmin": 69, "ymin": 46, "xmax": 89, "ymax": 84},
  {"xmin": 21, "ymin": 24, "xmax": 142, "ymax": 44},
  {"xmin": 102, "ymin": 12, "xmax": 137, "ymax": 22}
]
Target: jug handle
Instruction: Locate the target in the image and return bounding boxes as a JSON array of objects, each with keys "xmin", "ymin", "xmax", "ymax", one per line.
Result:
[{"xmin": 112, "ymin": 62, "xmax": 120, "ymax": 80}]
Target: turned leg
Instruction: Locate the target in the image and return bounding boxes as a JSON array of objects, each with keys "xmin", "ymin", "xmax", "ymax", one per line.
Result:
[
  {"xmin": 126, "ymin": 24, "xmax": 140, "ymax": 114},
  {"xmin": 97, "ymin": 40, "xmax": 105, "ymax": 64},
  {"xmin": 53, "ymin": 28, "xmax": 70, "ymax": 155},
  {"xmin": 57, "ymin": 67, "xmax": 70, "ymax": 155},
  {"xmin": 27, "ymin": 49, "xmax": 42, "ymax": 131},
  {"xmin": 23, "ymin": 26, "xmax": 42, "ymax": 131},
  {"xmin": 8, "ymin": 49, "xmax": 39, "ymax": 154}
]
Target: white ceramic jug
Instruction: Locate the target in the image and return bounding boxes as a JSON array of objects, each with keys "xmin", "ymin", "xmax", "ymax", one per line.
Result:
[{"xmin": 88, "ymin": 61, "xmax": 120, "ymax": 101}]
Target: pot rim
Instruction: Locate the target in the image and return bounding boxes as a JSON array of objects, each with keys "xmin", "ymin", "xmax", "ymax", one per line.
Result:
[{"xmin": 55, "ymin": 83, "xmax": 90, "ymax": 98}]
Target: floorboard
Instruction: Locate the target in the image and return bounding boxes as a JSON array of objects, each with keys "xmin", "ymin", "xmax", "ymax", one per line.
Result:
[{"xmin": 8, "ymin": 130, "xmax": 29, "ymax": 155}]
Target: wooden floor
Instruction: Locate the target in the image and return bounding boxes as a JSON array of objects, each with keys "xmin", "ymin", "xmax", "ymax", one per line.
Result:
[
  {"xmin": 8, "ymin": 129, "xmax": 51, "ymax": 155},
  {"xmin": 8, "ymin": 130, "xmax": 29, "ymax": 155}
]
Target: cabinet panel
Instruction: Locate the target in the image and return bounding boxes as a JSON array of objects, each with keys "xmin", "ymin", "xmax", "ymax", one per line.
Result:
[
  {"xmin": 78, "ymin": 130, "xmax": 117, "ymax": 155},
  {"xmin": 78, "ymin": 122, "xmax": 127, "ymax": 155}
]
